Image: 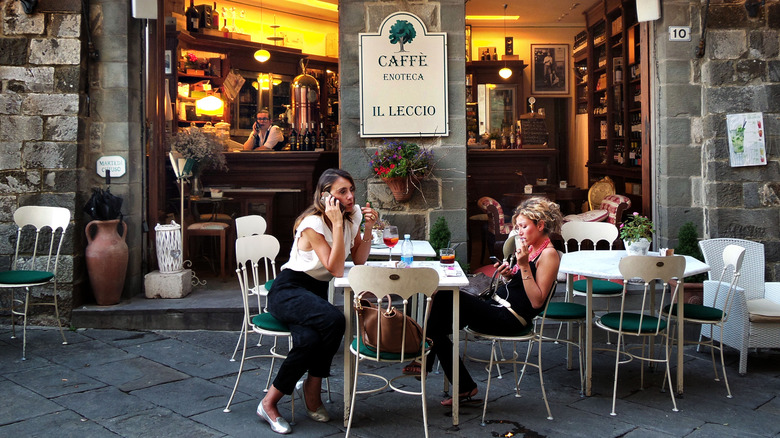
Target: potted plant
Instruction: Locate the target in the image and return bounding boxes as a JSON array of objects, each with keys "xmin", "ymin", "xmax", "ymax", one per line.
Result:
[
  {"xmin": 83, "ymin": 179, "xmax": 127, "ymax": 305},
  {"xmin": 168, "ymin": 127, "xmax": 228, "ymax": 196},
  {"xmin": 619, "ymin": 212, "xmax": 654, "ymax": 255},
  {"xmin": 675, "ymin": 221, "xmax": 707, "ymax": 304},
  {"xmin": 369, "ymin": 140, "xmax": 434, "ymax": 202}
]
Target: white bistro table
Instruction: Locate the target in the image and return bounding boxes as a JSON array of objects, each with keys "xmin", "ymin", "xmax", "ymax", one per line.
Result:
[
  {"xmin": 559, "ymin": 250, "xmax": 710, "ymax": 396},
  {"xmin": 333, "ymin": 260, "xmax": 469, "ymax": 427}
]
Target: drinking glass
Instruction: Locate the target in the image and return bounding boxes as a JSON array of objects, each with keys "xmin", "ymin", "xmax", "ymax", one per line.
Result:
[
  {"xmin": 439, "ymin": 248, "xmax": 455, "ymax": 265},
  {"xmin": 383, "ymin": 225, "xmax": 399, "ymax": 261}
]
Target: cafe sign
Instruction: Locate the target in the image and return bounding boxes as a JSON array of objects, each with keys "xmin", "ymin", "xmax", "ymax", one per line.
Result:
[{"xmin": 359, "ymin": 12, "xmax": 448, "ymax": 137}]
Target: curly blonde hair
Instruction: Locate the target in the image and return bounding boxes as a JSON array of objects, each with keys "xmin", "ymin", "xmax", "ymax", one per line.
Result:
[{"xmin": 513, "ymin": 196, "xmax": 563, "ymax": 236}]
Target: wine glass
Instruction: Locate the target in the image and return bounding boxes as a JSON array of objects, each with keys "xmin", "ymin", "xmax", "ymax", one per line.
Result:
[{"xmin": 383, "ymin": 225, "xmax": 399, "ymax": 262}]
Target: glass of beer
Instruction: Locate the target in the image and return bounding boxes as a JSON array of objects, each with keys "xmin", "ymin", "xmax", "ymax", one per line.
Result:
[{"xmin": 439, "ymin": 248, "xmax": 456, "ymax": 266}]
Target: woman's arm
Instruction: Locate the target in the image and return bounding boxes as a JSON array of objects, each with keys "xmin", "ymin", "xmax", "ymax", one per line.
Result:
[{"xmin": 351, "ymin": 203, "xmax": 377, "ymax": 265}]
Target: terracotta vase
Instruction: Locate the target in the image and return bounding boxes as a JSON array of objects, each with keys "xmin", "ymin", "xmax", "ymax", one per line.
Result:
[
  {"xmin": 382, "ymin": 176, "xmax": 414, "ymax": 202},
  {"xmin": 86, "ymin": 219, "xmax": 128, "ymax": 306}
]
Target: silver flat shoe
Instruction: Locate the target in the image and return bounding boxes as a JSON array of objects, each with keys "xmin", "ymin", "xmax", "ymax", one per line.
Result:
[
  {"xmin": 295, "ymin": 379, "xmax": 330, "ymax": 422},
  {"xmin": 257, "ymin": 401, "xmax": 292, "ymax": 434}
]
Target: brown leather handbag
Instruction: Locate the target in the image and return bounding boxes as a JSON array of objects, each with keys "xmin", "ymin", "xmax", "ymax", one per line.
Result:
[{"xmin": 354, "ymin": 291, "xmax": 425, "ymax": 354}]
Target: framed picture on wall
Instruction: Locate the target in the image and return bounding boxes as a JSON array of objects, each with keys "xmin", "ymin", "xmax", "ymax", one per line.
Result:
[
  {"xmin": 465, "ymin": 25, "xmax": 472, "ymax": 61},
  {"xmin": 531, "ymin": 44, "xmax": 569, "ymax": 95}
]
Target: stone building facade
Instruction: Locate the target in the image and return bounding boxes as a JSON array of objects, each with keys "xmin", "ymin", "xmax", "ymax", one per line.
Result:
[{"xmin": 0, "ymin": 0, "xmax": 777, "ymax": 327}]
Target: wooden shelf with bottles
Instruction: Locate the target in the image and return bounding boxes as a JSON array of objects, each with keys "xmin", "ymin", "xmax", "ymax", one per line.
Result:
[{"xmin": 581, "ymin": 0, "xmax": 649, "ymax": 214}]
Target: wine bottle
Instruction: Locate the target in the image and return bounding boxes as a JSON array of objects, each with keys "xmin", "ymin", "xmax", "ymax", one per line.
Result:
[
  {"xmin": 307, "ymin": 123, "xmax": 315, "ymax": 151},
  {"xmin": 318, "ymin": 122, "xmax": 327, "ymax": 150},
  {"xmin": 186, "ymin": 0, "xmax": 199, "ymax": 33},
  {"xmin": 301, "ymin": 123, "xmax": 309, "ymax": 151},
  {"xmin": 212, "ymin": 3, "xmax": 219, "ymax": 30},
  {"xmin": 289, "ymin": 124, "xmax": 298, "ymax": 151}
]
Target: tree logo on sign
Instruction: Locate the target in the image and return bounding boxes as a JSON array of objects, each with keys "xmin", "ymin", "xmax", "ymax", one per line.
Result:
[{"xmin": 389, "ymin": 20, "xmax": 416, "ymax": 52}]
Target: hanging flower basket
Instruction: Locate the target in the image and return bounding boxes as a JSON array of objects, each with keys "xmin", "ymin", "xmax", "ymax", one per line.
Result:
[{"xmin": 382, "ymin": 176, "xmax": 414, "ymax": 202}]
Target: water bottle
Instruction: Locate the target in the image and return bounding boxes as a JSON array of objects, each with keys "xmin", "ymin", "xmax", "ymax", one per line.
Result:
[{"xmin": 400, "ymin": 234, "xmax": 413, "ymax": 267}]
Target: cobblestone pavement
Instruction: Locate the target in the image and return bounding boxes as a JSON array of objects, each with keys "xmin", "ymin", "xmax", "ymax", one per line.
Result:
[{"xmin": 1, "ymin": 325, "xmax": 779, "ymax": 437}]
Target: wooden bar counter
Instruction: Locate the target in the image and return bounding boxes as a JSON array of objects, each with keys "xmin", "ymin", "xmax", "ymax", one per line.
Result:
[{"xmin": 199, "ymin": 150, "xmax": 339, "ymax": 256}]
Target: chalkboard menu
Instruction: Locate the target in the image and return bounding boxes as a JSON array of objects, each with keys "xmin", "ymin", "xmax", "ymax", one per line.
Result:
[{"xmin": 519, "ymin": 115, "xmax": 549, "ymax": 147}]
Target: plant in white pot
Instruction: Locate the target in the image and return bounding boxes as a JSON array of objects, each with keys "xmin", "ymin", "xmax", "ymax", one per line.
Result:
[{"xmin": 619, "ymin": 212, "xmax": 654, "ymax": 256}]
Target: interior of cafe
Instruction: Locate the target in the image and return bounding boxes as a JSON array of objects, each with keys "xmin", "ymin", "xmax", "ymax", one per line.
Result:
[{"xmin": 159, "ymin": 0, "xmax": 651, "ymax": 269}]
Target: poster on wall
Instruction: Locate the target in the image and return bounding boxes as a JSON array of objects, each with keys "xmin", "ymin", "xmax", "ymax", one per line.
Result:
[
  {"xmin": 727, "ymin": 112, "xmax": 766, "ymax": 167},
  {"xmin": 359, "ymin": 12, "xmax": 449, "ymax": 137}
]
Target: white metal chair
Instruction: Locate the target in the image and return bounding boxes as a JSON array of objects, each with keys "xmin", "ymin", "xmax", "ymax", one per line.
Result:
[
  {"xmin": 698, "ymin": 238, "xmax": 780, "ymax": 376},
  {"xmin": 235, "ymin": 214, "xmax": 267, "ymax": 238},
  {"xmin": 229, "ymin": 223, "xmax": 275, "ymax": 362},
  {"xmin": 224, "ymin": 234, "xmax": 288, "ymax": 413},
  {"xmin": 562, "ymin": 221, "xmax": 622, "ymax": 344},
  {"xmin": 345, "ymin": 266, "xmax": 439, "ymax": 438},
  {"xmin": 464, "ymin": 280, "xmax": 557, "ymax": 424},
  {"xmin": 0, "ymin": 206, "xmax": 71, "ymax": 360},
  {"xmin": 662, "ymin": 244, "xmax": 745, "ymax": 398},
  {"xmin": 595, "ymin": 255, "xmax": 685, "ymax": 416}
]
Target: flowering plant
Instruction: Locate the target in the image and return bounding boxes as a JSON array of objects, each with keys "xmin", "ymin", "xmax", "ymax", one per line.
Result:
[
  {"xmin": 185, "ymin": 52, "xmax": 198, "ymax": 63},
  {"xmin": 369, "ymin": 140, "xmax": 433, "ymax": 179},
  {"xmin": 168, "ymin": 127, "xmax": 228, "ymax": 173},
  {"xmin": 619, "ymin": 212, "xmax": 654, "ymax": 241}
]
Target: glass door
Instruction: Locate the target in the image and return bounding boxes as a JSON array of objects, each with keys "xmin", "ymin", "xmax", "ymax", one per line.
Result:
[{"xmin": 477, "ymin": 84, "xmax": 516, "ymax": 136}]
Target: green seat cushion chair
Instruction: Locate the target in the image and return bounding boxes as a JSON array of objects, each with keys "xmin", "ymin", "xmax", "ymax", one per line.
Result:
[
  {"xmin": 351, "ymin": 337, "xmax": 429, "ymax": 361},
  {"xmin": 545, "ymin": 302, "xmax": 587, "ymax": 320},
  {"xmin": 573, "ymin": 278, "xmax": 623, "ymax": 295},
  {"xmin": 251, "ymin": 312, "xmax": 289, "ymax": 332},
  {"xmin": 662, "ymin": 303, "xmax": 724, "ymax": 322},
  {"xmin": 0, "ymin": 270, "xmax": 54, "ymax": 285},
  {"xmin": 600, "ymin": 312, "xmax": 667, "ymax": 334}
]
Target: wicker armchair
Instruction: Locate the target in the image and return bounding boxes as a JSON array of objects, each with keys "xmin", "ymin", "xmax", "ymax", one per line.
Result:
[{"xmin": 698, "ymin": 238, "xmax": 780, "ymax": 375}]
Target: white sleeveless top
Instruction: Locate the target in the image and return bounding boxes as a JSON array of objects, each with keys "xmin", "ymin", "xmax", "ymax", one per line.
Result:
[{"xmin": 280, "ymin": 205, "xmax": 362, "ymax": 281}]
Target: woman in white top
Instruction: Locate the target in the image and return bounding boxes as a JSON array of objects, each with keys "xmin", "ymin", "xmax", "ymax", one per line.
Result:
[{"xmin": 257, "ymin": 168, "xmax": 378, "ymax": 434}]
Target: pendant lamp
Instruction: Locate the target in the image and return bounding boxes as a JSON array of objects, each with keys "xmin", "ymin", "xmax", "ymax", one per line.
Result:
[
  {"xmin": 498, "ymin": 4, "xmax": 512, "ymax": 79},
  {"xmin": 254, "ymin": 0, "xmax": 270, "ymax": 62}
]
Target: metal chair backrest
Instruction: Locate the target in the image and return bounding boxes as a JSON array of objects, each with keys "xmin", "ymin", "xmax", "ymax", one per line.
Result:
[
  {"xmin": 561, "ymin": 221, "xmax": 618, "ymax": 252},
  {"xmin": 700, "ymin": 238, "xmax": 764, "ymax": 301},
  {"xmin": 348, "ymin": 266, "xmax": 439, "ymax": 357},
  {"xmin": 12, "ymin": 206, "xmax": 71, "ymax": 273},
  {"xmin": 618, "ymin": 255, "xmax": 686, "ymax": 335},
  {"xmin": 235, "ymin": 214, "xmax": 267, "ymax": 238},
  {"xmin": 710, "ymin": 244, "xmax": 746, "ymax": 322},
  {"xmin": 235, "ymin": 234, "xmax": 280, "ymax": 300}
]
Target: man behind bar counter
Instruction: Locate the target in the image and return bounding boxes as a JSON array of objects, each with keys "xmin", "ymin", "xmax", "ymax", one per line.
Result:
[{"xmin": 243, "ymin": 109, "xmax": 285, "ymax": 151}]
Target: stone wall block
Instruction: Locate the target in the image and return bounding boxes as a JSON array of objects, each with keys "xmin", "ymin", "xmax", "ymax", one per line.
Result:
[
  {"xmin": 440, "ymin": 177, "xmax": 466, "ymax": 210},
  {"xmin": 659, "ymin": 59, "xmax": 693, "ymax": 85},
  {"xmin": 0, "ymin": 196, "xmax": 16, "ymax": 221},
  {"xmin": 428, "ymin": 208, "xmax": 466, "ymax": 246},
  {"xmin": 704, "ymin": 137, "xmax": 731, "ymax": 161},
  {"xmin": 660, "ymin": 84, "xmax": 701, "ymax": 116},
  {"xmin": 0, "ymin": 92, "xmax": 22, "ymax": 115},
  {"xmin": 658, "ymin": 117, "xmax": 692, "ymax": 146},
  {"xmin": 433, "ymin": 145, "xmax": 466, "ymax": 179},
  {"xmin": 0, "ymin": 223, "xmax": 18, "ymax": 254},
  {"xmin": 44, "ymin": 116, "xmax": 78, "ymax": 141},
  {"xmin": 22, "ymin": 141, "xmax": 78, "ymax": 169},
  {"xmin": 42, "ymin": 170, "xmax": 78, "ymax": 192},
  {"xmin": 50, "ymin": 14, "xmax": 81, "ymax": 37},
  {"xmin": 708, "ymin": 30, "xmax": 748, "ymax": 59},
  {"xmin": 0, "ymin": 38, "xmax": 28, "ymax": 66},
  {"xmin": 713, "ymin": 208, "xmax": 780, "ymax": 241},
  {"xmin": 100, "ymin": 62, "xmax": 128, "ymax": 89},
  {"xmin": 768, "ymin": 1, "xmax": 780, "ymax": 28},
  {"xmin": 100, "ymin": 122, "xmax": 130, "ymax": 152},
  {"xmin": 759, "ymin": 182, "xmax": 780, "ymax": 207},
  {"xmin": 708, "ymin": 4, "xmax": 750, "ymax": 29},
  {"xmin": 658, "ymin": 176, "xmax": 693, "ymax": 207},
  {"xmin": 367, "ymin": 4, "xmax": 438, "ymax": 32},
  {"xmin": 406, "ymin": 178, "xmax": 441, "ymax": 210},
  {"xmin": 749, "ymin": 30, "xmax": 779, "ymax": 59},
  {"xmin": 743, "ymin": 182, "xmax": 761, "ymax": 208},
  {"xmin": 663, "ymin": 144, "xmax": 702, "ymax": 177},
  {"xmin": 702, "ymin": 60, "xmax": 734, "ymax": 86},
  {"xmin": 96, "ymin": 0, "xmax": 129, "ymax": 37},
  {"xmin": 0, "ymin": 142, "xmax": 22, "ymax": 170},
  {"xmin": 707, "ymin": 160, "xmax": 780, "ymax": 182},
  {"xmin": 704, "ymin": 85, "xmax": 765, "ymax": 113},
  {"xmin": 0, "ymin": 66, "xmax": 55, "ymax": 92},
  {"xmin": 0, "ymin": 170, "xmax": 40, "ymax": 194},
  {"xmin": 707, "ymin": 181, "xmax": 744, "ymax": 207},
  {"xmin": 29, "ymin": 38, "xmax": 81, "ymax": 65},
  {"xmin": 379, "ymin": 212, "xmax": 427, "ymax": 240},
  {"xmin": 691, "ymin": 117, "xmax": 704, "ymax": 144},
  {"xmin": 22, "ymin": 93, "xmax": 79, "ymax": 115},
  {"xmin": 735, "ymin": 59, "xmax": 766, "ymax": 84},
  {"xmin": 2, "ymin": 0, "xmax": 45, "ymax": 34},
  {"xmin": 0, "ymin": 115, "xmax": 43, "ymax": 141},
  {"xmin": 54, "ymin": 66, "xmax": 80, "ymax": 92}
]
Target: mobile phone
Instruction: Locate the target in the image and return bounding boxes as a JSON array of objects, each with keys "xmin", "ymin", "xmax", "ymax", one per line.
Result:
[
  {"xmin": 320, "ymin": 192, "xmax": 332, "ymax": 202},
  {"xmin": 489, "ymin": 256, "xmax": 499, "ymax": 264}
]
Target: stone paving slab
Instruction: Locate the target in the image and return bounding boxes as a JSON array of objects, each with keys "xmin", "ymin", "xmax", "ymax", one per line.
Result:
[{"xmin": 2, "ymin": 325, "xmax": 779, "ymax": 438}]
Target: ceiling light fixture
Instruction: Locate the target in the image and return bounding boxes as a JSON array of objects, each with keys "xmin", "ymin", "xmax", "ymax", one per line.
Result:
[
  {"xmin": 498, "ymin": 4, "xmax": 512, "ymax": 79},
  {"xmin": 254, "ymin": 0, "xmax": 270, "ymax": 63},
  {"xmin": 465, "ymin": 15, "xmax": 520, "ymax": 20}
]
